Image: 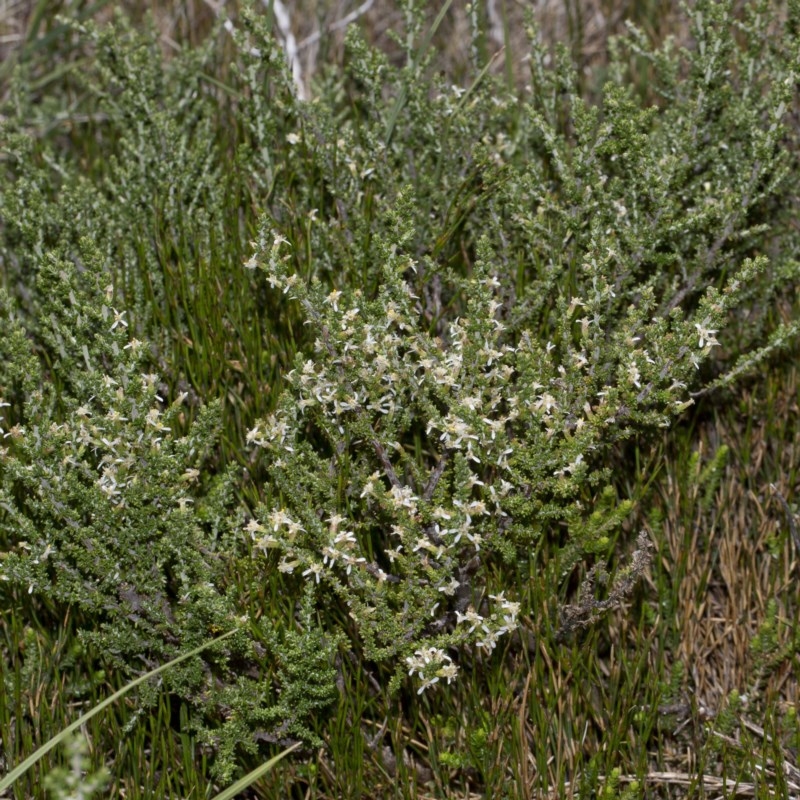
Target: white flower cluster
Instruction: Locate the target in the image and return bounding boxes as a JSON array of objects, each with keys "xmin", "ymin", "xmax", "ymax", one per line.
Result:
[
  {"xmin": 0, "ymin": 313, "xmax": 219, "ymax": 604},
  {"xmin": 238, "ymin": 232, "xmax": 540, "ymax": 691},
  {"xmin": 449, "ymin": 591, "xmax": 522, "ymax": 656},
  {"xmin": 243, "ymin": 215, "xmax": 731, "ymax": 692},
  {"xmin": 69, "ymin": 371, "xmax": 192, "ymax": 510},
  {"xmin": 405, "ymin": 647, "xmax": 459, "ymax": 694}
]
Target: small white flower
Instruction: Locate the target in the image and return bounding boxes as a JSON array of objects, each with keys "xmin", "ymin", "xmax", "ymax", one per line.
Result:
[
  {"xmin": 246, "ymin": 424, "xmax": 264, "ymax": 446},
  {"xmin": 145, "ymin": 407, "xmax": 169, "ymax": 432},
  {"xmin": 109, "ymin": 308, "xmax": 128, "ymax": 331},
  {"xmin": 327, "ymin": 513, "xmax": 345, "ymax": 533},
  {"xmin": 437, "ymin": 662, "xmax": 459, "ymax": 684},
  {"xmin": 244, "ymin": 518, "xmax": 266, "ymax": 535},
  {"xmin": 325, "ymin": 289, "xmax": 343, "ymax": 311},
  {"xmin": 476, "ymin": 628, "xmax": 506, "ymax": 652},
  {"xmin": 302, "ymin": 562, "xmax": 324, "ymax": 583},
  {"xmin": 467, "ymin": 500, "xmax": 488, "ymax": 516},
  {"xmin": 455, "ymin": 606, "xmax": 484, "ymax": 634},
  {"xmin": 385, "ymin": 546, "xmax": 403, "ymax": 563},
  {"xmin": 417, "ymin": 676, "xmax": 439, "ymax": 694},
  {"xmin": 695, "ymin": 318, "xmax": 719, "ymax": 349},
  {"xmin": 360, "ymin": 471, "xmax": 381, "ymax": 498},
  {"xmin": 438, "ymin": 578, "xmax": 460, "ymax": 596},
  {"xmin": 465, "ymin": 532, "xmax": 483, "ymax": 551},
  {"xmin": 268, "ymin": 508, "xmax": 291, "ymax": 531}
]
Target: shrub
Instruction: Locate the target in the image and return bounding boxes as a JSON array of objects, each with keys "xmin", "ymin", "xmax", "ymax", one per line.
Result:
[
  {"xmin": 0, "ymin": 248, "xmax": 337, "ymax": 783},
  {"xmin": 244, "ymin": 0, "xmax": 799, "ymax": 693},
  {"xmin": 0, "ymin": 0, "xmax": 798, "ymax": 785}
]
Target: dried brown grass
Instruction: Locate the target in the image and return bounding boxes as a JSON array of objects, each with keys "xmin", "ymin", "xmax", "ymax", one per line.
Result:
[
  {"xmin": 0, "ymin": 0, "xmax": 694, "ymax": 93},
  {"xmin": 633, "ymin": 366, "xmax": 800, "ymax": 797}
]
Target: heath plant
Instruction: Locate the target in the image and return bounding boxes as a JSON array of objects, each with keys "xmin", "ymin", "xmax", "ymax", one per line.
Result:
[
  {"xmin": 0, "ymin": 245, "xmax": 337, "ymax": 783},
  {"xmin": 242, "ymin": 0, "xmax": 800, "ymax": 695},
  {"xmin": 0, "ymin": 0, "xmax": 799, "ymax": 791}
]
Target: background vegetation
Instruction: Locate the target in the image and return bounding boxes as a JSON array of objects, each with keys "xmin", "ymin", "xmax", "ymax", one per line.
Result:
[{"xmin": 1, "ymin": 1, "xmax": 799, "ymax": 798}]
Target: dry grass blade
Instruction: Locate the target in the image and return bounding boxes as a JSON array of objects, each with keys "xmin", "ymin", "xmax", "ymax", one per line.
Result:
[{"xmin": 599, "ymin": 769, "xmax": 800, "ymax": 795}]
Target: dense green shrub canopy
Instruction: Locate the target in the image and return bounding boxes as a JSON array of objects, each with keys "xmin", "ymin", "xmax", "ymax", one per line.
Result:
[{"xmin": 1, "ymin": 0, "xmax": 798, "ymax": 784}]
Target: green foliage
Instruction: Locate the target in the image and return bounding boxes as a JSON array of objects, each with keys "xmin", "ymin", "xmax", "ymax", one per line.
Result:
[
  {"xmin": 196, "ymin": 588, "xmax": 340, "ymax": 783},
  {"xmin": 698, "ymin": 443, "xmax": 729, "ymax": 511},
  {"xmin": 599, "ymin": 768, "xmax": 632, "ymax": 800},
  {"xmin": 0, "ymin": 250, "xmax": 331, "ymax": 782},
  {"xmin": 1, "ymin": 0, "xmax": 799, "ymax": 793},
  {"xmin": 242, "ymin": 0, "xmax": 800, "ymax": 694},
  {"xmin": 714, "ymin": 689, "xmax": 744, "ymax": 738},
  {"xmin": 0, "ymin": 629, "xmax": 237, "ymax": 792},
  {"xmin": 0, "ymin": 627, "xmax": 299, "ymax": 797},
  {"xmin": 0, "ymin": 10, "xmax": 278, "ymax": 465},
  {"xmin": 43, "ymin": 733, "xmax": 109, "ymax": 800},
  {"xmin": 0, "ymin": 257, "xmax": 237, "ymax": 672}
]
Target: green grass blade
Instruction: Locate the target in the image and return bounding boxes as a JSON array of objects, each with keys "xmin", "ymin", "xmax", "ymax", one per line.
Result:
[
  {"xmin": 0, "ymin": 628, "xmax": 239, "ymax": 792},
  {"xmin": 455, "ymin": 47, "xmax": 505, "ymax": 117},
  {"xmin": 384, "ymin": 0, "xmax": 454, "ymax": 146},
  {"xmin": 209, "ymin": 742, "xmax": 302, "ymax": 800}
]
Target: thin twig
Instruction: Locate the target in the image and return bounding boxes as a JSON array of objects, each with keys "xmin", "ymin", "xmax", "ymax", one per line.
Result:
[
  {"xmin": 372, "ymin": 438, "xmax": 402, "ymax": 489},
  {"xmin": 298, "ymin": 0, "xmax": 376, "ymax": 51},
  {"xmin": 422, "ymin": 451, "xmax": 449, "ymax": 501}
]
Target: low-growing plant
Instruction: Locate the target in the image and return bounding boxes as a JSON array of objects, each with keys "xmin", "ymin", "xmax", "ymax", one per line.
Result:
[
  {"xmin": 242, "ymin": 0, "xmax": 800, "ymax": 695},
  {"xmin": 0, "ymin": 628, "xmax": 300, "ymax": 798},
  {"xmin": 0, "ymin": 256, "xmax": 337, "ymax": 783},
  {"xmin": 1, "ymin": 0, "xmax": 799, "ymax": 793}
]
